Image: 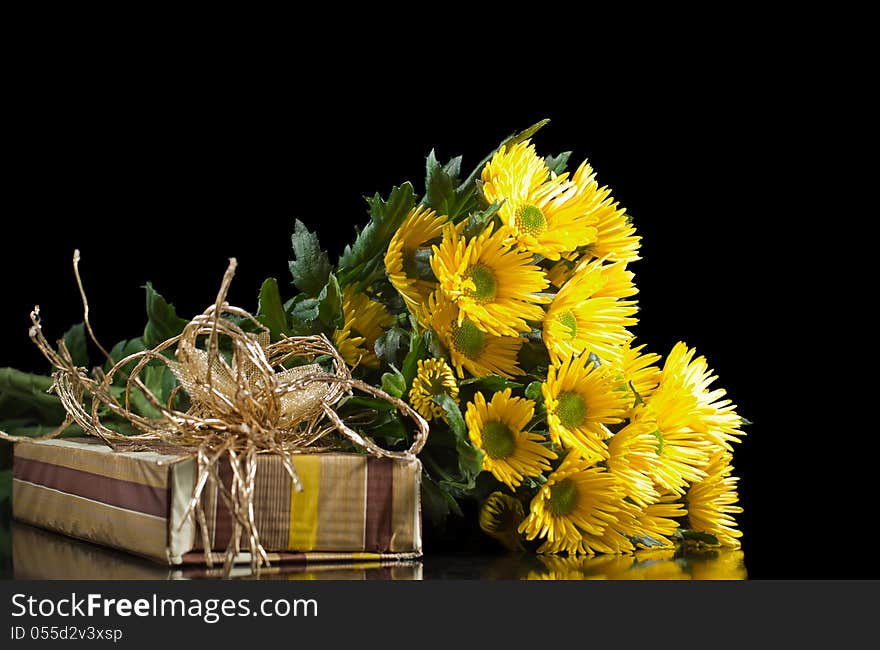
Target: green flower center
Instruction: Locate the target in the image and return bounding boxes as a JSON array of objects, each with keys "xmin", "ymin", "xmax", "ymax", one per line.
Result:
[
  {"xmin": 426, "ymin": 375, "xmax": 450, "ymax": 396},
  {"xmin": 556, "ymin": 391, "xmax": 586, "ymax": 428},
  {"xmin": 547, "ymin": 478, "xmax": 578, "ymax": 516},
  {"xmin": 452, "ymin": 319, "xmax": 486, "ymax": 358},
  {"xmin": 465, "ymin": 264, "xmax": 497, "ymax": 302},
  {"xmin": 557, "ymin": 311, "xmax": 578, "ymax": 339},
  {"xmin": 515, "ymin": 204, "xmax": 547, "ymax": 235},
  {"xmin": 482, "ymin": 420, "xmax": 516, "ymax": 459},
  {"xmin": 652, "ymin": 429, "xmax": 664, "ymax": 455}
]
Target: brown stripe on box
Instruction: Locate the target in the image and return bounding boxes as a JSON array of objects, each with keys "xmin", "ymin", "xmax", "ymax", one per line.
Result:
[
  {"xmin": 14, "ymin": 456, "xmax": 168, "ymax": 518},
  {"xmin": 365, "ymin": 457, "xmax": 393, "ymax": 551},
  {"xmin": 212, "ymin": 458, "xmax": 235, "ymax": 549},
  {"xmin": 252, "ymin": 455, "xmax": 292, "ymax": 550}
]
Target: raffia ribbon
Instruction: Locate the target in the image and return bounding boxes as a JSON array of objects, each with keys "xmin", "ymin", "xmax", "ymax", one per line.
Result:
[{"xmin": 1, "ymin": 253, "xmax": 429, "ymax": 574}]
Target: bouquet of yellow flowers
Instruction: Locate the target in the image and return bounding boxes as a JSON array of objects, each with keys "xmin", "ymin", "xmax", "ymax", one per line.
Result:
[
  {"xmin": 0, "ymin": 120, "xmax": 745, "ymax": 558},
  {"xmin": 283, "ymin": 120, "xmax": 746, "ymax": 553}
]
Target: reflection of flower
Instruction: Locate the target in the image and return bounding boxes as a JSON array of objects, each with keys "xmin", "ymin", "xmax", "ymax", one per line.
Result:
[
  {"xmin": 332, "ymin": 286, "xmax": 393, "ymax": 368},
  {"xmin": 431, "ymin": 224, "xmax": 548, "ymax": 337},
  {"xmin": 543, "ymin": 353, "xmax": 629, "ymax": 461},
  {"xmin": 408, "ymin": 358, "xmax": 458, "ymax": 422},
  {"xmin": 466, "ymin": 389, "xmax": 556, "ymax": 489},
  {"xmin": 424, "ymin": 291, "xmax": 523, "ymax": 379},
  {"xmin": 384, "ymin": 205, "xmax": 448, "ymax": 317},
  {"xmin": 686, "ymin": 451, "xmax": 743, "ymax": 547},
  {"xmin": 519, "ymin": 454, "xmax": 622, "ymax": 554},
  {"xmin": 688, "ymin": 550, "xmax": 747, "ymax": 580}
]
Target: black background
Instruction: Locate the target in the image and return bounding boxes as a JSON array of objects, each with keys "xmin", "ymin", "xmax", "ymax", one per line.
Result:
[{"xmin": 1, "ymin": 53, "xmax": 867, "ymax": 578}]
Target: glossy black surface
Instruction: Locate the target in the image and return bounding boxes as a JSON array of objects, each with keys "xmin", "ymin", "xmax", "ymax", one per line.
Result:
[{"xmin": 1, "ymin": 521, "xmax": 745, "ymax": 580}]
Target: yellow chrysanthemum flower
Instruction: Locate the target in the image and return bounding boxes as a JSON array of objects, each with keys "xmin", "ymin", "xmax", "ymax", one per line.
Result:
[
  {"xmin": 465, "ymin": 389, "xmax": 557, "ymax": 489},
  {"xmin": 634, "ymin": 400, "xmax": 711, "ymax": 497},
  {"xmin": 407, "ymin": 357, "xmax": 459, "ymax": 422},
  {"xmin": 518, "ymin": 454, "xmax": 623, "ymax": 554},
  {"xmin": 542, "ymin": 259, "xmax": 638, "ymax": 365},
  {"xmin": 639, "ymin": 341, "xmax": 745, "ymax": 494},
  {"xmin": 665, "ymin": 342, "xmax": 745, "ymax": 452},
  {"xmin": 634, "ymin": 495, "xmax": 686, "ymax": 548},
  {"xmin": 479, "ymin": 492, "xmax": 526, "ymax": 552},
  {"xmin": 621, "ymin": 340, "xmax": 661, "ymax": 402},
  {"xmin": 384, "ymin": 205, "xmax": 448, "ymax": 317},
  {"xmin": 430, "ymin": 224, "xmax": 548, "ymax": 337},
  {"xmin": 607, "ymin": 419, "xmax": 661, "ymax": 507},
  {"xmin": 482, "ymin": 141, "xmax": 615, "ymax": 260},
  {"xmin": 542, "ymin": 353, "xmax": 630, "ymax": 461},
  {"xmin": 422, "ymin": 291, "xmax": 524, "ymax": 379},
  {"xmin": 588, "ymin": 199, "xmax": 640, "ymax": 264},
  {"xmin": 686, "ymin": 451, "xmax": 743, "ymax": 548},
  {"xmin": 332, "ymin": 286, "xmax": 393, "ymax": 368}
]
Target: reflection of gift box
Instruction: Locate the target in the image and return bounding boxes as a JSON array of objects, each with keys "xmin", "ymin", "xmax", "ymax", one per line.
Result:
[
  {"xmin": 12, "ymin": 523, "xmax": 423, "ymax": 580},
  {"xmin": 12, "ymin": 438, "xmax": 422, "ymax": 565}
]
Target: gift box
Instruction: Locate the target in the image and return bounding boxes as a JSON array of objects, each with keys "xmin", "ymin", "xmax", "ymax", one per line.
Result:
[{"xmin": 12, "ymin": 437, "xmax": 422, "ymax": 565}]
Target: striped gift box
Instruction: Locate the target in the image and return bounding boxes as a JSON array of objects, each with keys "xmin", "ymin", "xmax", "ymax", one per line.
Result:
[{"xmin": 11, "ymin": 438, "xmax": 422, "ymax": 565}]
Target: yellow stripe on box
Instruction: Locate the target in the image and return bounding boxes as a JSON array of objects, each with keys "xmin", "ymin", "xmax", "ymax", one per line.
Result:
[{"xmin": 288, "ymin": 455, "xmax": 321, "ymax": 551}]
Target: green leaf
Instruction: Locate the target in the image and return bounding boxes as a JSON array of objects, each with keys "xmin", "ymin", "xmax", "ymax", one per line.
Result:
[
  {"xmin": 104, "ymin": 337, "xmax": 147, "ymax": 376},
  {"xmin": 462, "ymin": 201, "xmax": 503, "ymax": 239},
  {"xmin": 380, "ymin": 370, "xmax": 406, "ymax": 399},
  {"xmin": 459, "ymin": 375, "xmax": 523, "ymax": 393},
  {"xmin": 142, "ymin": 364, "xmax": 178, "ymax": 406},
  {"xmin": 455, "ymin": 435, "xmax": 484, "ymax": 485},
  {"xmin": 409, "ymin": 249, "xmax": 436, "ymax": 282},
  {"xmin": 287, "ymin": 296, "xmax": 320, "ymax": 335},
  {"xmin": 0, "ymin": 368, "xmax": 66, "ymax": 424},
  {"xmin": 374, "ymin": 327, "xmax": 406, "ymax": 366},
  {"xmin": 421, "ymin": 474, "xmax": 462, "ymax": 525},
  {"xmin": 675, "ymin": 529, "xmax": 720, "ymax": 546},
  {"xmin": 289, "ymin": 220, "xmax": 332, "ymax": 297},
  {"xmin": 524, "ymin": 380, "xmax": 544, "ymax": 401},
  {"xmin": 545, "ymin": 151, "xmax": 572, "ymax": 175},
  {"xmin": 338, "ymin": 395, "xmax": 398, "ymax": 413},
  {"xmin": 337, "ymin": 183, "xmax": 415, "ymax": 287},
  {"xmin": 433, "ymin": 393, "xmax": 466, "ymax": 439},
  {"xmin": 401, "ymin": 330, "xmax": 427, "ymax": 389},
  {"xmin": 62, "ymin": 323, "xmax": 89, "ymax": 367},
  {"xmin": 425, "ymin": 329, "xmax": 449, "ymax": 362},
  {"xmin": 143, "ymin": 283, "xmax": 188, "ymax": 348},
  {"xmin": 256, "ymin": 278, "xmax": 289, "ymax": 340},
  {"xmin": 424, "ymin": 149, "xmax": 457, "ymax": 213},
  {"xmin": 630, "ymin": 534, "xmax": 668, "ymax": 549},
  {"xmin": 317, "ymin": 273, "xmax": 343, "ymax": 329},
  {"xmin": 368, "ymin": 412, "xmax": 409, "ymax": 445}
]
